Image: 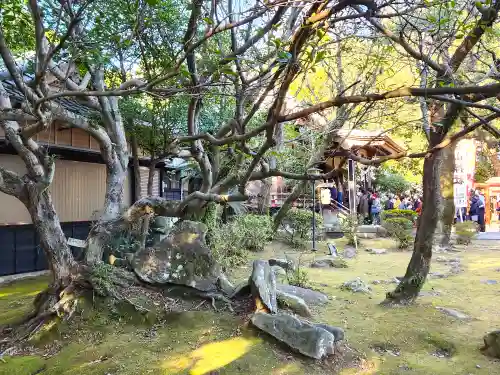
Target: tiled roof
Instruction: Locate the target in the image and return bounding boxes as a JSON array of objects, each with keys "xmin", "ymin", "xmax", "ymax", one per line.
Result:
[{"xmin": 1, "ymin": 74, "xmax": 96, "ymax": 117}]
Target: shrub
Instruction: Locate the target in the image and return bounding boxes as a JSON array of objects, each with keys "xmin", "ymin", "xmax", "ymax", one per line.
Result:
[
  {"xmin": 340, "ymin": 214, "xmax": 359, "ymax": 247},
  {"xmin": 383, "ymin": 217, "xmax": 413, "ymax": 249},
  {"xmin": 286, "ymin": 268, "xmax": 309, "ymax": 288},
  {"xmin": 210, "ymin": 214, "xmax": 273, "ymax": 271},
  {"xmin": 280, "ymin": 208, "xmax": 323, "ymax": 248},
  {"xmin": 381, "ymin": 209, "xmax": 418, "ymax": 223},
  {"xmin": 232, "ymin": 214, "xmax": 273, "ymax": 252},
  {"xmin": 455, "ymin": 221, "xmax": 478, "ymax": 245},
  {"xmin": 285, "ymin": 253, "xmax": 309, "ymax": 287}
]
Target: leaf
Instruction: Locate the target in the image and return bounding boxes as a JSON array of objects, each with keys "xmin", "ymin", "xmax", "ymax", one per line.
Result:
[
  {"xmin": 203, "ymin": 17, "xmax": 214, "ymax": 25},
  {"xmin": 145, "ymin": 0, "xmax": 160, "ymax": 5},
  {"xmin": 277, "ymin": 51, "xmax": 292, "ymax": 63},
  {"xmin": 221, "ymin": 68, "xmax": 238, "ymax": 77},
  {"xmin": 315, "ymin": 51, "xmax": 327, "ymax": 64}
]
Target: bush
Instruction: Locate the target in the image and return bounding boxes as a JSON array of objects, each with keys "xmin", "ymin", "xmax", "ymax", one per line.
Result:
[
  {"xmin": 340, "ymin": 214, "xmax": 359, "ymax": 247},
  {"xmin": 455, "ymin": 221, "xmax": 478, "ymax": 245},
  {"xmin": 383, "ymin": 217, "xmax": 413, "ymax": 249},
  {"xmin": 381, "ymin": 209, "xmax": 418, "ymax": 223},
  {"xmin": 280, "ymin": 208, "xmax": 323, "ymax": 248},
  {"xmin": 232, "ymin": 214, "xmax": 274, "ymax": 252},
  {"xmin": 285, "ymin": 253, "xmax": 309, "ymax": 287},
  {"xmin": 210, "ymin": 214, "xmax": 273, "ymax": 271}
]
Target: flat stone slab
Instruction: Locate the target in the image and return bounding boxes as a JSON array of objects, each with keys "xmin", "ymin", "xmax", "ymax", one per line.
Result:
[
  {"xmin": 276, "ymin": 284, "xmax": 328, "ymax": 305},
  {"xmin": 341, "ymin": 278, "xmax": 371, "ymax": 293},
  {"xmin": 481, "ymin": 279, "xmax": 498, "ymax": 285},
  {"xmin": 436, "ymin": 306, "xmax": 470, "ymax": 320},
  {"xmin": 251, "ymin": 312, "xmax": 341, "ymax": 359},
  {"xmin": 310, "ymin": 257, "xmax": 347, "ymax": 269},
  {"xmin": 250, "ymin": 260, "xmax": 277, "ymax": 313},
  {"xmin": 365, "ymin": 248, "xmax": 387, "ymax": 255}
]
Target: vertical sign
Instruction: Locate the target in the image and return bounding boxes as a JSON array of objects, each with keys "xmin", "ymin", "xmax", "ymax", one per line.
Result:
[{"xmin": 348, "ymin": 159, "xmax": 357, "ymax": 214}]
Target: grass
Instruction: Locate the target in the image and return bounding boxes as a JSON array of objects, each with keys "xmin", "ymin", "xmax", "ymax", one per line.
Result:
[{"xmin": 1, "ymin": 238, "xmax": 500, "ymax": 374}]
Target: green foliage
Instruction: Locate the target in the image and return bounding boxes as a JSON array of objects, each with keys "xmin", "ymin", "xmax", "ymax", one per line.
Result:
[
  {"xmin": 210, "ymin": 214, "xmax": 273, "ymax": 271},
  {"xmin": 285, "ymin": 253, "xmax": 309, "ymax": 288},
  {"xmin": 286, "ymin": 268, "xmax": 309, "ymax": 288},
  {"xmin": 455, "ymin": 221, "xmax": 478, "ymax": 245},
  {"xmin": 382, "ymin": 217, "xmax": 413, "ymax": 249},
  {"xmin": 280, "ymin": 209, "xmax": 323, "ymax": 248},
  {"xmin": 232, "ymin": 214, "xmax": 274, "ymax": 252},
  {"xmin": 374, "ymin": 171, "xmax": 411, "ymax": 195},
  {"xmin": 474, "ymin": 158, "xmax": 494, "ymax": 183},
  {"xmin": 381, "ymin": 209, "xmax": 418, "ymax": 223},
  {"xmin": 0, "ymin": 1, "xmax": 35, "ymax": 56},
  {"xmin": 340, "ymin": 215, "xmax": 359, "ymax": 247}
]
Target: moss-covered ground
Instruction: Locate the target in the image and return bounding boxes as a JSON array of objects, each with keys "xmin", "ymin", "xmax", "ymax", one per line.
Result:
[{"xmin": 1, "ymin": 238, "xmax": 500, "ymax": 374}]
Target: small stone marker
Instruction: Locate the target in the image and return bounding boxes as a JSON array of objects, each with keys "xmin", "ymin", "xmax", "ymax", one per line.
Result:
[{"xmin": 327, "ymin": 243, "xmax": 338, "ymax": 257}]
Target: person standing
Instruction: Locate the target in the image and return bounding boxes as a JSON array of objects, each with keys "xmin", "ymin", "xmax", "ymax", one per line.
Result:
[
  {"xmin": 357, "ymin": 189, "xmax": 369, "ymax": 224},
  {"xmin": 469, "ymin": 192, "xmax": 480, "ymax": 226},
  {"xmin": 371, "ymin": 193, "xmax": 382, "ymax": 225},
  {"xmin": 394, "ymin": 195, "xmax": 401, "ymax": 209},
  {"xmin": 477, "ymin": 190, "xmax": 486, "ymax": 232},
  {"xmin": 367, "ymin": 189, "xmax": 374, "ymax": 223},
  {"xmin": 385, "ymin": 194, "xmax": 395, "ymax": 210}
]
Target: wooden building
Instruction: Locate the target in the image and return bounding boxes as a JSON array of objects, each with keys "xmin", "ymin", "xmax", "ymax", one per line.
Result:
[{"xmin": 0, "ymin": 76, "xmax": 174, "ymax": 276}]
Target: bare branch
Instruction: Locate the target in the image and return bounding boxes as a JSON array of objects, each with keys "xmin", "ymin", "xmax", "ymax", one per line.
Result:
[
  {"xmin": 279, "ymin": 83, "xmax": 500, "ymax": 122},
  {"xmin": 0, "ymin": 166, "xmax": 26, "ymax": 199}
]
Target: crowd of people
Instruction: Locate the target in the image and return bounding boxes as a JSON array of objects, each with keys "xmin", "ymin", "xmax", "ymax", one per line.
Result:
[
  {"xmin": 357, "ymin": 189, "xmax": 422, "ymax": 225},
  {"xmin": 456, "ymin": 189, "xmax": 486, "ymax": 232}
]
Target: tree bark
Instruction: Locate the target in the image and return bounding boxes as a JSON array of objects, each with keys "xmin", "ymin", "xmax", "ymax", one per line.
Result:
[
  {"xmin": 384, "ymin": 150, "xmax": 443, "ymax": 304},
  {"xmin": 25, "ymin": 188, "xmax": 76, "ymax": 281},
  {"xmin": 257, "ymin": 179, "xmax": 272, "ymax": 215},
  {"xmin": 272, "ymin": 181, "xmax": 306, "ymax": 231},
  {"xmin": 130, "ymin": 133, "xmax": 142, "ymax": 202},
  {"xmin": 435, "ymin": 143, "xmax": 456, "ymax": 249},
  {"xmin": 85, "ymin": 162, "xmax": 128, "ymax": 264}
]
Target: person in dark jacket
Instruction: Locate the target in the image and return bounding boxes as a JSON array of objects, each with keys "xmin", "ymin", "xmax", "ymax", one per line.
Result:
[{"xmin": 469, "ymin": 194, "xmax": 480, "ymax": 223}]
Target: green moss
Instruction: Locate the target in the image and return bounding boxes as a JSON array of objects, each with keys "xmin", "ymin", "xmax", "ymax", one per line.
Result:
[
  {"xmin": 2, "ymin": 240, "xmax": 500, "ymax": 374},
  {"xmin": 0, "ymin": 355, "xmax": 46, "ymax": 375},
  {"xmin": 0, "ymin": 276, "xmax": 49, "ymax": 325}
]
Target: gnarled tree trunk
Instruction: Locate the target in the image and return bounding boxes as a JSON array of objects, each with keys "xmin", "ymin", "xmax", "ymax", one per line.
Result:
[
  {"xmin": 25, "ymin": 188, "xmax": 77, "ymax": 282},
  {"xmin": 384, "ymin": 150, "xmax": 443, "ymax": 304},
  {"xmin": 85, "ymin": 162, "xmax": 128, "ymax": 265},
  {"xmin": 273, "ymin": 181, "xmax": 306, "ymax": 231}
]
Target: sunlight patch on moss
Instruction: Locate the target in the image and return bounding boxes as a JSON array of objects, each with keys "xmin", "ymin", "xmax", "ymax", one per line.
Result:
[{"xmin": 162, "ymin": 336, "xmax": 261, "ymax": 375}]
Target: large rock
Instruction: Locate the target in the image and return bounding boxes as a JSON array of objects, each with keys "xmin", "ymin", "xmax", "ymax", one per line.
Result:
[
  {"xmin": 269, "ymin": 258, "xmax": 295, "ymax": 272},
  {"xmin": 481, "ymin": 330, "xmax": 500, "ymax": 358},
  {"xmin": 251, "ymin": 312, "xmax": 340, "ymax": 359},
  {"xmin": 343, "ymin": 246, "xmax": 357, "ymax": 259},
  {"xmin": 310, "ymin": 257, "xmax": 347, "ymax": 269},
  {"xmin": 314, "ymin": 323, "xmax": 345, "ymax": 342},
  {"xmin": 276, "ymin": 284, "xmax": 328, "ymax": 305},
  {"xmin": 276, "ymin": 290, "xmax": 312, "ymax": 317},
  {"xmin": 250, "ymin": 260, "xmax": 277, "ymax": 313},
  {"xmin": 132, "ymin": 220, "xmax": 220, "ymax": 292}
]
